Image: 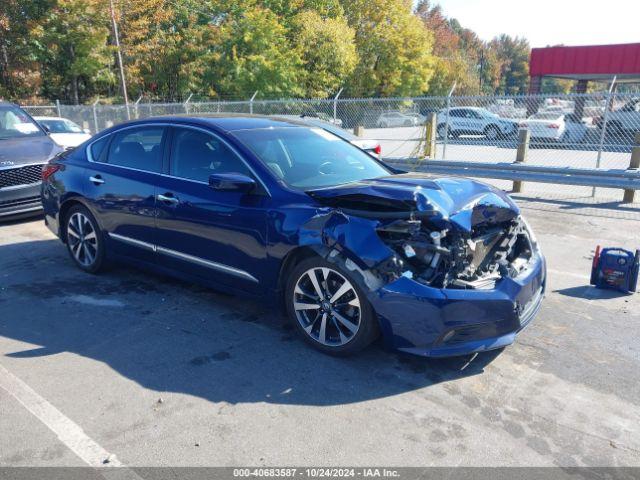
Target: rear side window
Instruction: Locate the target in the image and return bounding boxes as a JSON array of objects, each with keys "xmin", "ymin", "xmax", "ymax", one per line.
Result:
[
  {"xmin": 89, "ymin": 136, "xmax": 109, "ymax": 162},
  {"xmin": 107, "ymin": 127, "xmax": 165, "ymax": 173},
  {"xmin": 170, "ymin": 128, "xmax": 253, "ymax": 182}
]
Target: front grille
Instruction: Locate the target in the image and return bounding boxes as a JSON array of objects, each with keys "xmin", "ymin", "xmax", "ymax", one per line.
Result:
[{"xmin": 0, "ymin": 164, "xmax": 44, "ymax": 189}]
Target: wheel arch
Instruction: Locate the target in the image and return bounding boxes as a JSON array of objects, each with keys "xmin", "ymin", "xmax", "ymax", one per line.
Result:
[
  {"xmin": 276, "ymin": 246, "xmax": 324, "ymax": 300},
  {"xmin": 58, "ymin": 196, "xmax": 98, "ymax": 243}
]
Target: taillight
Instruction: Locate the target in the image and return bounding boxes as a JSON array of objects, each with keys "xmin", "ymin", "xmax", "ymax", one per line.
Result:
[
  {"xmin": 42, "ymin": 164, "xmax": 61, "ymax": 181},
  {"xmin": 374, "ymin": 144, "xmax": 382, "ymax": 155}
]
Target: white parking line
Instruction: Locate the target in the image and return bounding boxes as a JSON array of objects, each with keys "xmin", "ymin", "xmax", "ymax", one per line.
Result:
[{"xmin": 0, "ymin": 362, "xmax": 121, "ymax": 467}]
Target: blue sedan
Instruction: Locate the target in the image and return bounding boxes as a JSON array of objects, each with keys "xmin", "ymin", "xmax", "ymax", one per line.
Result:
[{"xmin": 41, "ymin": 115, "xmax": 545, "ymax": 357}]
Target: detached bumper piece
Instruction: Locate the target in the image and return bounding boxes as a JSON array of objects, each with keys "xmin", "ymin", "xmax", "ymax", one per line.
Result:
[{"xmin": 370, "ymin": 253, "xmax": 546, "ymax": 357}]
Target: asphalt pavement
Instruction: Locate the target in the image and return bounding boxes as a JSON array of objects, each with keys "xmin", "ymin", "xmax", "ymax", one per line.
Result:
[{"xmin": 0, "ymin": 203, "xmax": 639, "ymax": 467}]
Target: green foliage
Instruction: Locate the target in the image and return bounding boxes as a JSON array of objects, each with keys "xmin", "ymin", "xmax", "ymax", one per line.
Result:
[
  {"xmin": 33, "ymin": 0, "xmax": 113, "ymax": 104},
  {"xmin": 290, "ymin": 11, "xmax": 358, "ymax": 98},
  {"xmin": 203, "ymin": 7, "xmax": 304, "ymax": 99},
  {"xmin": 342, "ymin": 0, "xmax": 434, "ymax": 97},
  {"xmin": 0, "ymin": 0, "xmax": 535, "ymax": 103}
]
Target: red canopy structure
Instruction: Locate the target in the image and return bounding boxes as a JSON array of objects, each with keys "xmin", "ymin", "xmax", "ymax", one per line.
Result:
[
  {"xmin": 528, "ymin": 43, "xmax": 640, "ymax": 117},
  {"xmin": 529, "ymin": 43, "xmax": 640, "ymax": 92}
]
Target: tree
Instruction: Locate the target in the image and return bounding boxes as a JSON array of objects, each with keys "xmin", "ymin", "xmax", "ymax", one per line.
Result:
[
  {"xmin": 415, "ymin": 1, "xmax": 487, "ymax": 95},
  {"xmin": 341, "ymin": 0, "xmax": 435, "ymax": 97},
  {"xmin": 290, "ymin": 11, "xmax": 358, "ymax": 98},
  {"xmin": 0, "ymin": 0, "xmax": 51, "ymax": 101},
  {"xmin": 200, "ymin": 7, "xmax": 304, "ymax": 99},
  {"xmin": 33, "ymin": 0, "xmax": 113, "ymax": 104},
  {"xmin": 488, "ymin": 34, "xmax": 530, "ymax": 95}
]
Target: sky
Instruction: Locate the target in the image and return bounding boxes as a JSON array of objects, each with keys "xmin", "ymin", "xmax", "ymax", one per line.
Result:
[{"xmin": 432, "ymin": 0, "xmax": 640, "ymax": 48}]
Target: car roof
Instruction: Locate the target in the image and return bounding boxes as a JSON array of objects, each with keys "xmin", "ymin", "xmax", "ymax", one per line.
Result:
[{"xmin": 109, "ymin": 114, "xmax": 313, "ymax": 133}]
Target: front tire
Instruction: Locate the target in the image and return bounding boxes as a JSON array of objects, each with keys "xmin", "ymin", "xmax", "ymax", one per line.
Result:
[
  {"xmin": 484, "ymin": 125, "xmax": 501, "ymax": 141},
  {"xmin": 285, "ymin": 257, "xmax": 379, "ymax": 356},
  {"xmin": 64, "ymin": 205, "xmax": 106, "ymax": 273}
]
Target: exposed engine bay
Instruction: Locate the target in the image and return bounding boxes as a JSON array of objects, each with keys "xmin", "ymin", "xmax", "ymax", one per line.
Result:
[
  {"xmin": 376, "ymin": 215, "xmax": 535, "ymax": 289},
  {"xmin": 305, "ymin": 174, "xmax": 538, "ymax": 291}
]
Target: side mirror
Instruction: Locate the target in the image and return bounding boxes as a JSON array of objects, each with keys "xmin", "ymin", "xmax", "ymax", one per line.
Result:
[{"xmin": 208, "ymin": 173, "xmax": 256, "ymax": 193}]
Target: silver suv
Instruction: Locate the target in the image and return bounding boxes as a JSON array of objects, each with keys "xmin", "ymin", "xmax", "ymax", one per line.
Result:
[{"xmin": 437, "ymin": 107, "xmax": 518, "ymax": 140}]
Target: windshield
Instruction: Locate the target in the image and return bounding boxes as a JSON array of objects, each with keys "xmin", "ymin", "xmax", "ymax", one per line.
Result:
[
  {"xmin": 233, "ymin": 127, "xmax": 390, "ymax": 189},
  {"xmin": 0, "ymin": 106, "xmax": 44, "ymax": 140},
  {"xmin": 38, "ymin": 118, "xmax": 83, "ymax": 134}
]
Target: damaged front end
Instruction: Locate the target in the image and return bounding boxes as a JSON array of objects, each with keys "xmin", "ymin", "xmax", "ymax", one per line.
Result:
[{"xmin": 304, "ymin": 174, "xmax": 546, "ymax": 356}]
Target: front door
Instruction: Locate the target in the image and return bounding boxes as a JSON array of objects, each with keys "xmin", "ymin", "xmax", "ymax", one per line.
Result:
[{"xmin": 154, "ymin": 126, "xmax": 269, "ymax": 293}]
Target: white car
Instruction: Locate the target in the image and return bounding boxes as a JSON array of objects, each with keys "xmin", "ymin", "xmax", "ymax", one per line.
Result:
[
  {"xmin": 520, "ymin": 112, "xmax": 588, "ymax": 143},
  {"xmin": 274, "ymin": 115, "xmax": 382, "ymax": 158},
  {"xmin": 34, "ymin": 116, "xmax": 92, "ymax": 148},
  {"xmin": 436, "ymin": 107, "xmax": 518, "ymax": 140},
  {"xmin": 376, "ymin": 111, "xmax": 421, "ymax": 128}
]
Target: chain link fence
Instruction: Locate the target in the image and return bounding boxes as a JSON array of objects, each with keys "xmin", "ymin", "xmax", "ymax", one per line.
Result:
[{"xmin": 23, "ymin": 92, "xmax": 640, "ymax": 206}]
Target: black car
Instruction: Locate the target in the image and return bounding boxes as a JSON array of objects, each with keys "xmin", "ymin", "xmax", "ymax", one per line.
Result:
[{"xmin": 0, "ymin": 102, "xmax": 64, "ymax": 219}]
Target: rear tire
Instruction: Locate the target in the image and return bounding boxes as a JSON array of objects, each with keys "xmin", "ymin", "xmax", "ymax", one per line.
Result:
[
  {"xmin": 64, "ymin": 205, "xmax": 106, "ymax": 274},
  {"xmin": 285, "ymin": 257, "xmax": 379, "ymax": 356}
]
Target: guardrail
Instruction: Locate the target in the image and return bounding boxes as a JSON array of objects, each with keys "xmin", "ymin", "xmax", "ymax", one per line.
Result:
[
  {"xmin": 386, "ymin": 159, "xmax": 640, "ymax": 192},
  {"xmin": 383, "ymin": 129, "xmax": 640, "ymax": 203}
]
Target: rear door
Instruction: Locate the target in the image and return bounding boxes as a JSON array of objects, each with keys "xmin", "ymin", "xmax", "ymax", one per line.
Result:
[{"xmin": 84, "ymin": 125, "xmax": 167, "ymax": 263}]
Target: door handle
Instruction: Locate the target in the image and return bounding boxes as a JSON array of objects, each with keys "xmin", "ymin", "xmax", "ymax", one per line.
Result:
[
  {"xmin": 89, "ymin": 175, "xmax": 104, "ymax": 185},
  {"xmin": 157, "ymin": 193, "xmax": 179, "ymax": 205}
]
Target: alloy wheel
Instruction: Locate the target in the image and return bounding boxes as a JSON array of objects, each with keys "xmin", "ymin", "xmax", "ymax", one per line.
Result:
[
  {"xmin": 293, "ymin": 267, "xmax": 361, "ymax": 346},
  {"xmin": 67, "ymin": 212, "xmax": 98, "ymax": 267}
]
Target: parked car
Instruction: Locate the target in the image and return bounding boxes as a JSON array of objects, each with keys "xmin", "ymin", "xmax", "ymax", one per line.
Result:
[
  {"xmin": 301, "ymin": 112, "xmax": 343, "ymax": 127},
  {"xmin": 276, "ymin": 115, "xmax": 382, "ymax": 158},
  {"xmin": 595, "ymin": 97, "xmax": 640, "ymax": 136},
  {"xmin": 0, "ymin": 102, "xmax": 64, "ymax": 218},
  {"xmin": 42, "ymin": 115, "xmax": 545, "ymax": 357},
  {"xmin": 34, "ymin": 116, "xmax": 92, "ymax": 149},
  {"xmin": 436, "ymin": 107, "xmax": 519, "ymax": 140},
  {"xmin": 520, "ymin": 112, "xmax": 588, "ymax": 143},
  {"xmin": 375, "ymin": 111, "xmax": 421, "ymax": 128}
]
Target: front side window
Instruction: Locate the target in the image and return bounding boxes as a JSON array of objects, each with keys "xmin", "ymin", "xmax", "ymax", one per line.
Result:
[
  {"xmin": 107, "ymin": 127, "xmax": 165, "ymax": 173},
  {"xmin": 0, "ymin": 105, "xmax": 45, "ymax": 140},
  {"xmin": 170, "ymin": 128, "xmax": 253, "ymax": 182},
  {"xmin": 233, "ymin": 127, "xmax": 390, "ymax": 190}
]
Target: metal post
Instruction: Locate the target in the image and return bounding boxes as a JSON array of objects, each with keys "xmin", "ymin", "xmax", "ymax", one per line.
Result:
[
  {"xmin": 333, "ymin": 87, "xmax": 344, "ymax": 123},
  {"xmin": 134, "ymin": 95, "xmax": 143, "ymax": 119},
  {"xmin": 92, "ymin": 99, "xmax": 100, "ymax": 133},
  {"xmin": 623, "ymin": 132, "xmax": 640, "ymax": 203},
  {"xmin": 249, "ymin": 91, "xmax": 258, "ymax": 114},
  {"xmin": 513, "ymin": 129, "xmax": 530, "ymax": 193},
  {"xmin": 441, "ymin": 82, "xmax": 456, "ymax": 160},
  {"xmin": 109, "ymin": 0, "xmax": 130, "ymax": 120},
  {"xmin": 183, "ymin": 93, "xmax": 193, "ymax": 114},
  {"xmin": 594, "ymin": 76, "xmax": 617, "ymax": 197},
  {"xmin": 423, "ymin": 113, "xmax": 437, "ymax": 159},
  {"xmin": 55, "ymin": 99, "xmax": 61, "ymax": 117}
]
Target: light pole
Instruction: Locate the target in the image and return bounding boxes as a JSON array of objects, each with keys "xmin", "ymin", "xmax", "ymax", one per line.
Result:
[{"xmin": 109, "ymin": 0, "xmax": 130, "ymax": 119}]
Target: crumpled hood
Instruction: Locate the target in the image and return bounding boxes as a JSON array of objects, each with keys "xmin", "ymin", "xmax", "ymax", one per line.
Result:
[
  {"xmin": 307, "ymin": 173, "xmax": 520, "ymax": 232},
  {"xmin": 0, "ymin": 135, "xmax": 62, "ymax": 166}
]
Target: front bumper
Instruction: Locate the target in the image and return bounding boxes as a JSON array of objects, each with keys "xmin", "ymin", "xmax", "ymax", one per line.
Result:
[
  {"xmin": 369, "ymin": 253, "xmax": 546, "ymax": 357},
  {"xmin": 0, "ymin": 183, "xmax": 42, "ymax": 219}
]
